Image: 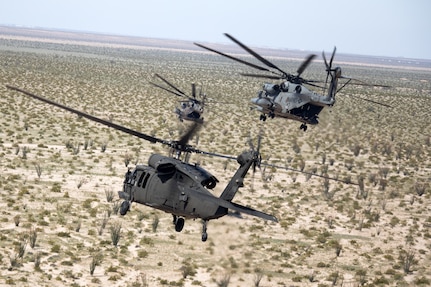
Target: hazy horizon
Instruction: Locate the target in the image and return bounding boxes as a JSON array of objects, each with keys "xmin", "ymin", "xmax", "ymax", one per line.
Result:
[{"xmin": 1, "ymin": 0, "xmax": 430, "ymax": 60}]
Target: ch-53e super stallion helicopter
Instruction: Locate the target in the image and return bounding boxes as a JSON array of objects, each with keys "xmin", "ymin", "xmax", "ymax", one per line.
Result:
[
  {"xmin": 150, "ymin": 73, "xmax": 206, "ymax": 123},
  {"xmin": 7, "ymin": 84, "xmax": 279, "ymax": 242},
  {"xmin": 195, "ymin": 34, "xmax": 389, "ymax": 131}
]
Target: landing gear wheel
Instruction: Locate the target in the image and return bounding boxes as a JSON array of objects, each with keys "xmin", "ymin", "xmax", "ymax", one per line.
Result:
[
  {"xmin": 201, "ymin": 220, "xmax": 208, "ymax": 242},
  {"xmin": 175, "ymin": 217, "xmax": 185, "ymax": 232},
  {"xmin": 259, "ymin": 114, "xmax": 267, "ymax": 121},
  {"xmin": 300, "ymin": 124, "xmax": 308, "ymax": 132},
  {"xmin": 120, "ymin": 201, "xmax": 130, "ymax": 216},
  {"xmin": 269, "ymin": 111, "xmax": 275, "ymax": 119},
  {"xmin": 202, "ymin": 232, "xmax": 208, "ymax": 242}
]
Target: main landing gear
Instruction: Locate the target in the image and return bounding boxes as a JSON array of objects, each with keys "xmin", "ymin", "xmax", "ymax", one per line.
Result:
[
  {"xmin": 259, "ymin": 112, "xmax": 275, "ymax": 122},
  {"xmin": 120, "ymin": 200, "xmax": 130, "ymax": 215},
  {"xmin": 202, "ymin": 220, "xmax": 208, "ymax": 242},
  {"xmin": 172, "ymin": 216, "xmax": 209, "ymax": 242},
  {"xmin": 173, "ymin": 215, "xmax": 185, "ymax": 232},
  {"xmin": 300, "ymin": 123, "xmax": 308, "ymax": 131}
]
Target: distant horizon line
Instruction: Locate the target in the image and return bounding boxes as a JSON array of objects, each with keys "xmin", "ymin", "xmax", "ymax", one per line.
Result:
[{"xmin": 1, "ymin": 23, "xmax": 431, "ymax": 64}]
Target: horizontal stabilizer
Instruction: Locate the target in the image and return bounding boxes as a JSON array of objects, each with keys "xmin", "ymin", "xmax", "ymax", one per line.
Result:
[
  {"xmin": 191, "ymin": 190, "xmax": 277, "ymax": 222},
  {"xmin": 230, "ymin": 202, "xmax": 278, "ymax": 222}
]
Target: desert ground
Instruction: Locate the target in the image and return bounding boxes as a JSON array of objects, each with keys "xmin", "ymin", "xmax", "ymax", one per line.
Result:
[{"xmin": 0, "ymin": 27, "xmax": 430, "ymax": 287}]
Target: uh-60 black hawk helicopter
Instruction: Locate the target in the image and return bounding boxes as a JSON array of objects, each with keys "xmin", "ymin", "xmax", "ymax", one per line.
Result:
[
  {"xmin": 6, "ymin": 85, "xmax": 278, "ymax": 242},
  {"xmin": 195, "ymin": 33, "xmax": 390, "ymax": 131},
  {"xmin": 150, "ymin": 73, "xmax": 206, "ymax": 123}
]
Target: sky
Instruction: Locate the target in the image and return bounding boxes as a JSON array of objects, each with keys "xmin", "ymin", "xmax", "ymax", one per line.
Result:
[{"xmin": 1, "ymin": 0, "xmax": 430, "ymax": 59}]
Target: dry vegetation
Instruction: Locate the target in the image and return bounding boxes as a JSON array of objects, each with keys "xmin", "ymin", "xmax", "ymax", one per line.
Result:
[{"xmin": 0, "ymin": 33, "xmax": 430, "ymax": 287}]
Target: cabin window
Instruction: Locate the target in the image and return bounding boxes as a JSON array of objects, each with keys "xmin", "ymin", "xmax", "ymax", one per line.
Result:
[
  {"xmin": 137, "ymin": 172, "xmax": 146, "ymax": 187},
  {"xmin": 142, "ymin": 173, "xmax": 150, "ymax": 188}
]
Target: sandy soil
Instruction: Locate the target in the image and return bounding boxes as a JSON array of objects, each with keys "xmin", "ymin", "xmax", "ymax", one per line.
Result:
[{"xmin": 0, "ymin": 28, "xmax": 430, "ymax": 287}]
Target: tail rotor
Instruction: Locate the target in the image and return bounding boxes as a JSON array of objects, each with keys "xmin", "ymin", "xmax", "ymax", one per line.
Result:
[{"xmin": 323, "ymin": 46, "xmax": 337, "ymax": 93}]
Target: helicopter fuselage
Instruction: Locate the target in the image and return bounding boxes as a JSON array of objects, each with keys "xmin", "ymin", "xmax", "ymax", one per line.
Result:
[
  {"xmin": 122, "ymin": 154, "xmax": 224, "ymax": 220},
  {"xmin": 251, "ymin": 82, "xmax": 336, "ymax": 125},
  {"xmin": 175, "ymin": 100, "xmax": 204, "ymax": 123}
]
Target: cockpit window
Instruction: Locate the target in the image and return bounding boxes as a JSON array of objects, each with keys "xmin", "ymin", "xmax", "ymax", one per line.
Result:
[
  {"xmin": 142, "ymin": 173, "xmax": 150, "ymax": 188},
  {"xmin": 137, "ymin": 172, "xmax": 146, "ymax": 186}
]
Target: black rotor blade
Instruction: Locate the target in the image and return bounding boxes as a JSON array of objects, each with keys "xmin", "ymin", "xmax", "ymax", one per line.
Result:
[
  {"xmin": 191, "ymin": 83, "xmax": 196, "ymax": 99},
  {"xmin": 303, "ymin": 81, "xmax": 325, "ymax": 89},
  {"xmin": 354, "ymin": 96, "xmax": 392, "ymax": 108},
  {"xmin": 198, "ymin": 150, "xmax": 237, "ymax": 160},
  {"xmin": 341, "ymin": 77, "xmax": 391, "ymax": 88},
  {"xmin": 240, "ymin": 73, "xmax": 283, "ymax": 80},
  {"xmin": 154, "ymin": 73, "xmax": 186, "ymax": 96},
  {"xmin": 224, "ymin": 33, "xmax": 288, "ymax": 77},
  {"xmin": 329, "ymin": 46, "xmax": 337, "ymax": 69},
  {"xmin": 149, "ymin": 82, "xmax": 189, "ymax": 99},
  {"xmin": 6, "ymin": 85, "xmax": 164, "ymax": 144},
  {"xmin": 195, "ymin": 42, "xmax": 276, "ymax": 74},
  {"xmin": 322, "ymin": 51, "xmax": 330, "ymax": 89},
  {"xmin": 178, "ymin": 122, "xmax": 201, "ymax": 147},
  {"xmin": 261, "ymin": 161, "xmax": 358, "ymax": 185},
  {"xmin": 296, "ymin": 54, "xmax": 316, "ymax": 76},
  {"xmin": 322, "ymin": 51, "xmax": 329, "ymax": 71}
]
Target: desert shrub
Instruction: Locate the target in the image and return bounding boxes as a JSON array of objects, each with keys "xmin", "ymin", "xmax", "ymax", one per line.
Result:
[
  {"xmin": 90, "ymin": 252, "xmax": 103, "ymax": 275},
  {"xmin": 110, "ymin": 221, "xmax": 122, "ymax": 246},
  {"xmin": 414, "ymin": 276, "xmax": 430, "ymax": 286},
  {"xmin": 105, "ymin": 188, "xmax": 115, "ymax": 202},
  {"xmin": 51, "ymin": 182, "xmax": 62, "ymax": 193},
  {"xmin": 152, "ymin": 215, "xmax": 159, "ymax": 232},
  {"xmin": 29, "ymin": 226, "xmax": 37, "ymax": 248},
  {"xmin": 137, "ymin": 250, "xmax": 149, "ymax": 259}
]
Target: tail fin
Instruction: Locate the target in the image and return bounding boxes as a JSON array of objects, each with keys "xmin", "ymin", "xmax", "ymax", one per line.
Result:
[
  {"xmin": 322, "ymin": 47, "xmax": 340, "ymax": 102},
  {"xmin": 220, "ymin": 151, "xmax": 257, "ymax": 201}
]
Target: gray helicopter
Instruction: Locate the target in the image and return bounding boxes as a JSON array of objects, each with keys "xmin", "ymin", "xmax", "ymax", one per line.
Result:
[
  {"xmin": 6, "ymin": 85, "xmax": 277, "ymax": 242},
  {"xmin": 196, "ymin": 34, "xmax": 390, "ymax": 131},
  {"xmin": 150, "ymin": 74, "xmax": 205, "ymax": 123}
]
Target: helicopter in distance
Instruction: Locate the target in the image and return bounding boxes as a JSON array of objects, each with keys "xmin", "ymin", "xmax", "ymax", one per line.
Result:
[
  {"xmin": 6, "ymin": 85, "xmax": 277, "ymax": 242},
  {"xmin": 150, "ymin": 73, "xmax": 206, "ymax": 123},
  {"xmin": 195, "ymin": 34, "xmax": 390, "ymax": 131}
]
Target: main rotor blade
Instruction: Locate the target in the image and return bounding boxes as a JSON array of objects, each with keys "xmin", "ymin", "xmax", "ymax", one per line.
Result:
[
  {"xmin": 6, "ymin": 85, "xmax": 164, "ymax": 144},
  {"xmin": 154, "ymin": 73, "xmax": 186, "ymax": 96},
  {"xmin": 341, "ymin": 77, "xmax": 390, "ymax": 88},
  {"xmin": 296, "ymin": 54, "xmax": 316, "ymax": 76},
  {"xmin": 303, "ymin": 81, "xmax": 325, "ymax": 89},
  {"xmin": 198, "ymin": 150, "xmax": 237, "ymax": 160},
  {"xmin": 322, "ymin": 50, "xmax": 329, "ymax": 71},
  {"xmin": 195, "ymin": 42, "xmax": 275, "ymax": 73},
  {"xmin": 224, "ymin": 33, "xmax": 288, "ymax": 77},
  {"xmin": 191, "ymin": 83, "xmax": 196, "ymax": 99},
  {"xmin": 354, "ymin": 96, "xmax": 392, "ymax": 108},
  {"xmin": 240, "ymin": 73, "xmax": 282, "ymax": 80},
  {"xmin": 149, "ymin": 82, "xmax": 188, "ymax": 99},
  {"xmin": 329, "ymin": 46, "xmax": 337, "ymax": 69},
  {"xmin": 178, "ymin": 122, "xmax": 201, "ymax": 147},
  {"xmin": 261, "ymin": 161, "xmax": 359, "ymax": 185}
]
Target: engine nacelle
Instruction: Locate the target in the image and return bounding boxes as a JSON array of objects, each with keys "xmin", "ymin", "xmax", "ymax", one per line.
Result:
[
  {"xmin": 193, "ymin": 164, "xmax": 219, "ymax": 189},
  {"xmin": 262, "ymin": 83, "xmax": 280, "ymax": 95},
  {"xmin": 148, "ymin": 154, "xmax": 176, "ymax": 175}
]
